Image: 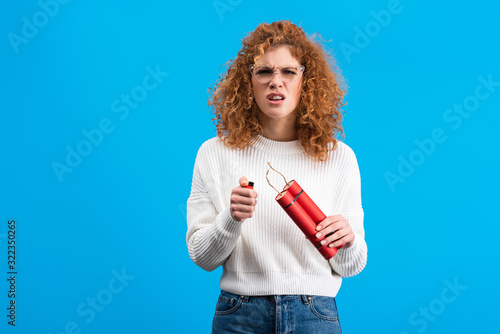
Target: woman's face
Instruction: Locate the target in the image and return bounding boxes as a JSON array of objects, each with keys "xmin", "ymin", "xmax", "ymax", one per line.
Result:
[{"xmin": 251, "ymin": 46, "xmax": 303, "ymax": 125}]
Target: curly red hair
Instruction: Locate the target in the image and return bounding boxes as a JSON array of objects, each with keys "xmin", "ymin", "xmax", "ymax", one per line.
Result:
[{"xmin": 209, "ymin": 20, "xmax": 347, "ymax": 161}]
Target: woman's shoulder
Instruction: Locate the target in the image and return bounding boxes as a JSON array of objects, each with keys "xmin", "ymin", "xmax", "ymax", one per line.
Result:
[
  {"xmin": 328, "ymin": 140, "xmax": 357, "ymax": 160},
  {"xmin": 198, "ymin": 135, "xmax": 225, "ymax": 150},
  {"xmin": 195, "ymin": 135, "xmax": 231, "ymax": 159}
]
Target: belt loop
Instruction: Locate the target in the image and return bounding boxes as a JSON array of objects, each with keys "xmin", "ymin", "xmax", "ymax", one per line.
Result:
[
  {"xmin": 241, "ymin": 295, "xmax": 249, "ymax": 303},
  {"xmin": 301, "ymin": 295, "xmax": 311, "ymax": 304}
]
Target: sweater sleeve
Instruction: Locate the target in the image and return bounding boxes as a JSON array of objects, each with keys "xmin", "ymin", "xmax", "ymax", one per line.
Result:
[
  {"xmin": 329, "ymin": 147, "xmax": 368, "ymax": 277},
  {"xmin": 186, "ymin": 143, "xmax": 243, "ymax": 272}
]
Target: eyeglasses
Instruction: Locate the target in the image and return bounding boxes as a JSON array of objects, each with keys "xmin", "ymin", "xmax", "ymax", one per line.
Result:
[{"xmin": 250, "ymin": 65, "xmax": 305, "ymax": 84}]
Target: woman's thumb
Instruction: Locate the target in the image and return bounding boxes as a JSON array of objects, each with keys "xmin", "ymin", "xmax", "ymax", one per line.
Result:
[{"xmin": 239, "ymin": 176, "xmax": 249, "ymax": 187}]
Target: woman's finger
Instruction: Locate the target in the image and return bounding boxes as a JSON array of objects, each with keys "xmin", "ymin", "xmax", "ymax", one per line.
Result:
[
  {"xmin": 315, "ymin": 218, "xmax": 345, "ymax": 238},
  {"xmin": 230, "ymin": 203, "xmax": 255, "ymax": 213},
  {"xmin": 316, "ymin": 215, "xmax": 343, "ymax": 231},
  {"xmin": 233, "ymin": 187, "xmax": 258, "ymax": 198},
  {"xmin": 231, "ymin": 193, "xmax": 257, "ymax": 206},
  {"xmin": 320, "ymin": 226, "xmax": 349, "ymax": 244},
  {"xmin": 239, "ymin": 176, "xmax": 249, "ymax": 187}
]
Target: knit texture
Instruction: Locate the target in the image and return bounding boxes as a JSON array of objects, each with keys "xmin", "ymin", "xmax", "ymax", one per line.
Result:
[{"xmin": 186, "ymin": 134, "xmax": 367, "ymax": 297}]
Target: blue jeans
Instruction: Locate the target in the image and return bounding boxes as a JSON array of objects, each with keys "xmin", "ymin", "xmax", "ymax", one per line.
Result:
[{"xmin": 212, "ymin": 290, "xmax": 342, "ymax": 333}]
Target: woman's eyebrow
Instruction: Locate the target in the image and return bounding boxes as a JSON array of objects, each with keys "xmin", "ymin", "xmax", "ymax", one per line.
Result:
[{"xmin": 255, "ymin": 64, "xmax": 300, "ymax": 67}]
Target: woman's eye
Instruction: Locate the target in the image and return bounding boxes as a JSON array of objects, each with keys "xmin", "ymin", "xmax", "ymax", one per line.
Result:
[
  {"xmin": 257, "ymin": 68, "xmax": 273, "ymax": 74},
  {"xmin": 283, "ymin": 68, "xmax": 297, "ymax": 75}
]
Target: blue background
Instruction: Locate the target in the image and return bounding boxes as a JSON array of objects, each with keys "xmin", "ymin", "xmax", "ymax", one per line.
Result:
[{"xmin": 1, "ymin": 0, "xmax": 499, "ymax": 333}]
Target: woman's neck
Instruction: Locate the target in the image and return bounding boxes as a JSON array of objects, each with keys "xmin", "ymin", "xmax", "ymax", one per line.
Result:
[{"xmin": 259, "ymin": 112, "xmax": 298, "ymax": 141}]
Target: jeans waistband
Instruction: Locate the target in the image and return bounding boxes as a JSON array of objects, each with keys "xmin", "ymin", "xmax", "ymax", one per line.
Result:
[{"xmin": 221, "ymin": 290, "xmax": 312, "ymax": 304}]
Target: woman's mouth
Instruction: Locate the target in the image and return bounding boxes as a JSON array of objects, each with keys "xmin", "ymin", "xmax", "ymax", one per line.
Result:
[{"xmin": 267, "ymin": 93, "xmax": 286, "ymax": 105}]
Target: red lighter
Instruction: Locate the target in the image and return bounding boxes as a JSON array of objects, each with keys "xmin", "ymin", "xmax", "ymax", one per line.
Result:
[{"xmin": 267, "ymin": 163, "xmax": 345, "ymax": 260}]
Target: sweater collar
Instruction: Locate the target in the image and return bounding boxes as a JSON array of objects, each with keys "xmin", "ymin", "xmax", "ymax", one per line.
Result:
[{"xmin": 250, "ymin": 134, "xmax": 305, "ymax": 155}]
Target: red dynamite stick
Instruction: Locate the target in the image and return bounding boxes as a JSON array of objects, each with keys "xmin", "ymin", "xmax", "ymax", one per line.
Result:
[
  {"xmin": 276, "ymin": 180, "xmax": 344, "ymax": 260},
  {"xmin": 285, "ymin": 181, "xmax": 345, "ymax": 251}
]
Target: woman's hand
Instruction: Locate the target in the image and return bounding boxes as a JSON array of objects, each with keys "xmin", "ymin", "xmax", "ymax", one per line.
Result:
[
  {"xmin": 315, "ymin": 215, "xmax": 355, "ymax": 249},
  {"xmin": 229, "ymin": 176, "xmax": 258, "ymax": 222}
]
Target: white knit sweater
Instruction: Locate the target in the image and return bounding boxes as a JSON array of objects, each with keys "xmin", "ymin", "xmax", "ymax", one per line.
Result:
[{"xmin": 186, "ymin": 134, "xmax": 367, "ymax": 297}]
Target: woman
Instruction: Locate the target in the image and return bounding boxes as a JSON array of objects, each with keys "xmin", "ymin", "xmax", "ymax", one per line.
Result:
[{"xmin": 186, "ymin": 20, "xmax": 367, "ymax": 333}]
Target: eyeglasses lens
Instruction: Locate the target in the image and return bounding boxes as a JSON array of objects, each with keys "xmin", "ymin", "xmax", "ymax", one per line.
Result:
[{"xmin": 253, "ymin": 66, "xmax": 302, "ymax": 83}]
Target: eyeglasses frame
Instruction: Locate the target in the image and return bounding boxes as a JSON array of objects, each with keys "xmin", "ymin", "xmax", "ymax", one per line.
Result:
[{"xmin": 249, "ymin": 64, "xmax": 305, "ymax": 84}]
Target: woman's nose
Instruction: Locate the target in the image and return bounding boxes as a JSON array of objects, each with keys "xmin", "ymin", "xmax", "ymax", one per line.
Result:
[{"xmin": 269, "ymin": 71, "xmax": 283, "ymax": 88}]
